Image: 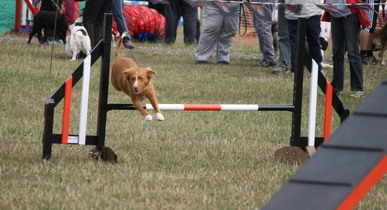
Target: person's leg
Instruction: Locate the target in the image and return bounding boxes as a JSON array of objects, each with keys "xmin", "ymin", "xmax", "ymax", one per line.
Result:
[
  {"xmin": 196, "ymin": 8, "xmax": 201, "ymax": 42},
  {"xmin": 83, "ymin": 0, "xmax": 104, "ymax": 47},
  {"xmin": 252, "ymin": 4, "xmax": 276, "ymax": 65},
  {"xmin": 165, "ymin": 0, "xmax": 178, "ymax": 44},
  {"xmin": 345, "ymin": 14, "xmax": 364, "ymax": 92},
  {"xmin": 331, "ymin": 17, "xmax": 347, "ymax": 93},
  {"xmin": 181, "ymin": 0, "xmax": 198, "ymax": 45},
  {"xmin": 216, "ymin": 5, "xmax": 239, "ymax": 63},
  {"xmin": 112, "ymin": 0, "xmax": 134, "ymax": 48},
  {"xmin": 195, "ymin": 5, "xmax": 223, "ymax": 62},
  {"xmin": 112, "ymin": 0, "xmax": 128, "ymax": 35},
  {"xmin": 287, "ymin": 19, "xmax": 298, "ymax": 72},
  {"xmin": 305, "ymin": 15, "xmax": 322, "ymax": 65},
  {"xmin": 273, "ymin": 4, "xmax": 291, "ymax": 72},
  {"xmin": 360, "ymin": 0, "xmax": 376, "ymax": 64}
]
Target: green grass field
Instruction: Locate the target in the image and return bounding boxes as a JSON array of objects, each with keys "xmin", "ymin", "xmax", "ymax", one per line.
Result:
[{"xmin": 0, "ymin": 33, "xmax": 386, "ymax": 209}]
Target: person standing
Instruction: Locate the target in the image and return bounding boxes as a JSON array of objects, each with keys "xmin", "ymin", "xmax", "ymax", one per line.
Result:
[
  {"xmin": 322, "ymin": 0, "xmax": 371, "ymax": 97},
  {"xmin": 194, "ymin": 1, "xmax": 240, "ymax": 64}
]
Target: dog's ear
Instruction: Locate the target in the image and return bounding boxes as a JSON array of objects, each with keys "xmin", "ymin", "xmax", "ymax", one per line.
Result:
[
  {"xmin": 123, "ymin": 67, "xmax": 136, "ymax": 78},
  {"xmin": 146, "ymin": 68, "xmax": 155, "ymax": 79}
]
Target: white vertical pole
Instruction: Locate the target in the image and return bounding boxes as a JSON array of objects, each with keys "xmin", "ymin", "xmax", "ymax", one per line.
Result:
[
  {"xmin": 78, "ymin": 55, "xmax": 91, "ymax": 145},
  {"xmin": 307, "ymin": 60, "xmax": 319, "ymax": 150}
]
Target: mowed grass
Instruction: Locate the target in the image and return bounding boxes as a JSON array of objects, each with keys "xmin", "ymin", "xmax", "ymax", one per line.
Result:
[{"xmin": 0, "ymin": 33, "xmax": 386, "ymax": 210}]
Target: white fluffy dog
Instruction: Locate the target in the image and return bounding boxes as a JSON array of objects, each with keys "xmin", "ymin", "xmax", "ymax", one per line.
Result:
[{"xmin": 65, "ymin": 17, "xmax": 91, "ymax": 60}]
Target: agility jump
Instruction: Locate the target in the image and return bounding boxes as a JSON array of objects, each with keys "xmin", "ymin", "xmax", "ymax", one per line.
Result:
[{"xmin": 41, "ymin": 10, "xmax": 348, "ymax": 160}]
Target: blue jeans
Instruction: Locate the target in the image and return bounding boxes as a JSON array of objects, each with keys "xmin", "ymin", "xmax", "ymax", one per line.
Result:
[
  {"xmin": 331, "ymin": 14, "xmax": 363, "ymax": 91},
  {"xmin": 112, "ymin": 0, "xmax": 130, "ymax": 38}
]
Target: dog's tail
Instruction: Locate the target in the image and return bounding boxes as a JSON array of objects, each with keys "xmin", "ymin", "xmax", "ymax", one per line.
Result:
[{"xmin": 114, "ymin": 37, "xmax": 123, "ymax": 57}]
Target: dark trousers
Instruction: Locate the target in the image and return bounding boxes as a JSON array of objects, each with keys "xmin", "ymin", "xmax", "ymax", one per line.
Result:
[
  {"xmin": 83, "ymin": 0, "xmax": 111, "ymax": 48},
  {"xmin": 331, "ymin": 14, "xmax": 363, "ymax": 92},
  {"xmin": 148, "ymin": 1, "xmax": 176, "ymax": 43},
  {"xmin": 288, "ymin": 15, "xmax": 322, "ymax": 71},
  {"xmin": 176, "ymin": 0, "xmax": 198, "ymax": 44}
]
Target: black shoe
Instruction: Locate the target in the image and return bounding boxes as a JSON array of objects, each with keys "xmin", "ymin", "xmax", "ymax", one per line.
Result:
[
  {"xmin": 123, "ymin": 35, "xmax": 135, "ymax": 49},
  {"xmin": 320, "ymin": 37, "xmax": 328, "ymax": 51},
  {"xmin": 257, "ymin": 60, "xmax": 277, "ymax": 67},
  {"xmin": 196, "ymin": 60, "xmax": 209, "ymax": 64},
  {"xmin": 272, "ymin": 66, "xmax": 291, "ymax": 74},
  {"xmin": 217, "ymin": 61, "xmax": 229, "ymax": 65}
]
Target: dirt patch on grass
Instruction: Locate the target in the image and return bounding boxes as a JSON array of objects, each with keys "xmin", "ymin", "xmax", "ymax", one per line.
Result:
[{"xmin": 274, "ymin": 146, "xmax": 310, "ymax": 164}]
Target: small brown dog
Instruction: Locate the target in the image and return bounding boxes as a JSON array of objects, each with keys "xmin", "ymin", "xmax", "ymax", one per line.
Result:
[
  {"xmin": 111, "ymin": 38, "xmax": 164, "ymax": 121},
  {"xmin": 370, "ymin": 23, "xmax": 387, "ymax": 65}
]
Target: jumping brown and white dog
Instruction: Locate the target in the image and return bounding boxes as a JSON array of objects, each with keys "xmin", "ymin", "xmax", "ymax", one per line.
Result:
[
  {"xmin": 371, "ymin": 23, "xmax": 387, "ymax": 65},
  {"xmin": 111, "ymin": 39, "xmax": 164, "ymax": 121}
]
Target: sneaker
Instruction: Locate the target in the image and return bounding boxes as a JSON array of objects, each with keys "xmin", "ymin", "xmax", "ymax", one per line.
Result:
[
  {"xmin": 217, "ymin": 61, "xmax": 229, "ymax": 65},
  {"xmin": 257, "ymin": 60, "xmax": 277, "ymax": 67},
  {"xmin": 350, "ymin": 91, "xmax": 364, "ymax": 98},
  {"xmin": 196, "ymin": 60, "xmax": 209, "ymax": 64},
  {"xmin": 122, "ymin": 33, "xmax": 135, "ymax": 49},
  {"xmin": 272, "ymin": 66, "xmax": 291, "ymax": 74}
]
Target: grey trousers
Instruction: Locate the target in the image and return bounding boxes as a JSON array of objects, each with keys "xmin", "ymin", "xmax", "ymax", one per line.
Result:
[
  {"xmin": 195, "ymin": 3, "xmax": 240, "ymax": 63},
  {"xmin": 249, "ymin": 1, "xmax": 276, "ymax": 63},
  {"xmin": 277, "ymin": 4, "xmax": 290, "ymax": 68}
]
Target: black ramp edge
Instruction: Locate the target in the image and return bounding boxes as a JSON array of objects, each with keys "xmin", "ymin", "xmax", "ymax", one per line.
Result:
[
  {"xmin": 324, "ymin": 114, "xmax": 387, "ymax": 149},
  {"xmin": 261, "ymin": 78, "xmax": 387, "ymax": 210},
  {"xmin": 262, "ymin": 182, "xmax": 352, "ymax": 210},
  {"xmin": 289, "ymin": 147, "xmax": 384, "ymax": 186},
  {"xmin": 355, "ymin": 83, "xmax": 387, "ymax": 115}
]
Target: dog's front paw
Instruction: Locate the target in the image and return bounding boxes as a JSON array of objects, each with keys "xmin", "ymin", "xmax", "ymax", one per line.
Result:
[
  {"xmin": 155, "ymin": 112, "xmax": 165, "ymax": 121},
  {"xmin": 144, "ymin": 115, "xmax": 153, "ymax": 121},
  {"xmin": 382, "ymin": 61, "xmax": 386, "ymax": 65}
]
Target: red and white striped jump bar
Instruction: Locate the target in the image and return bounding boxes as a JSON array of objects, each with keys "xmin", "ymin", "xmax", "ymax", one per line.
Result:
[{"xmin": 108, "ymin": 104, "xmax": 295, "ymax": 112}]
